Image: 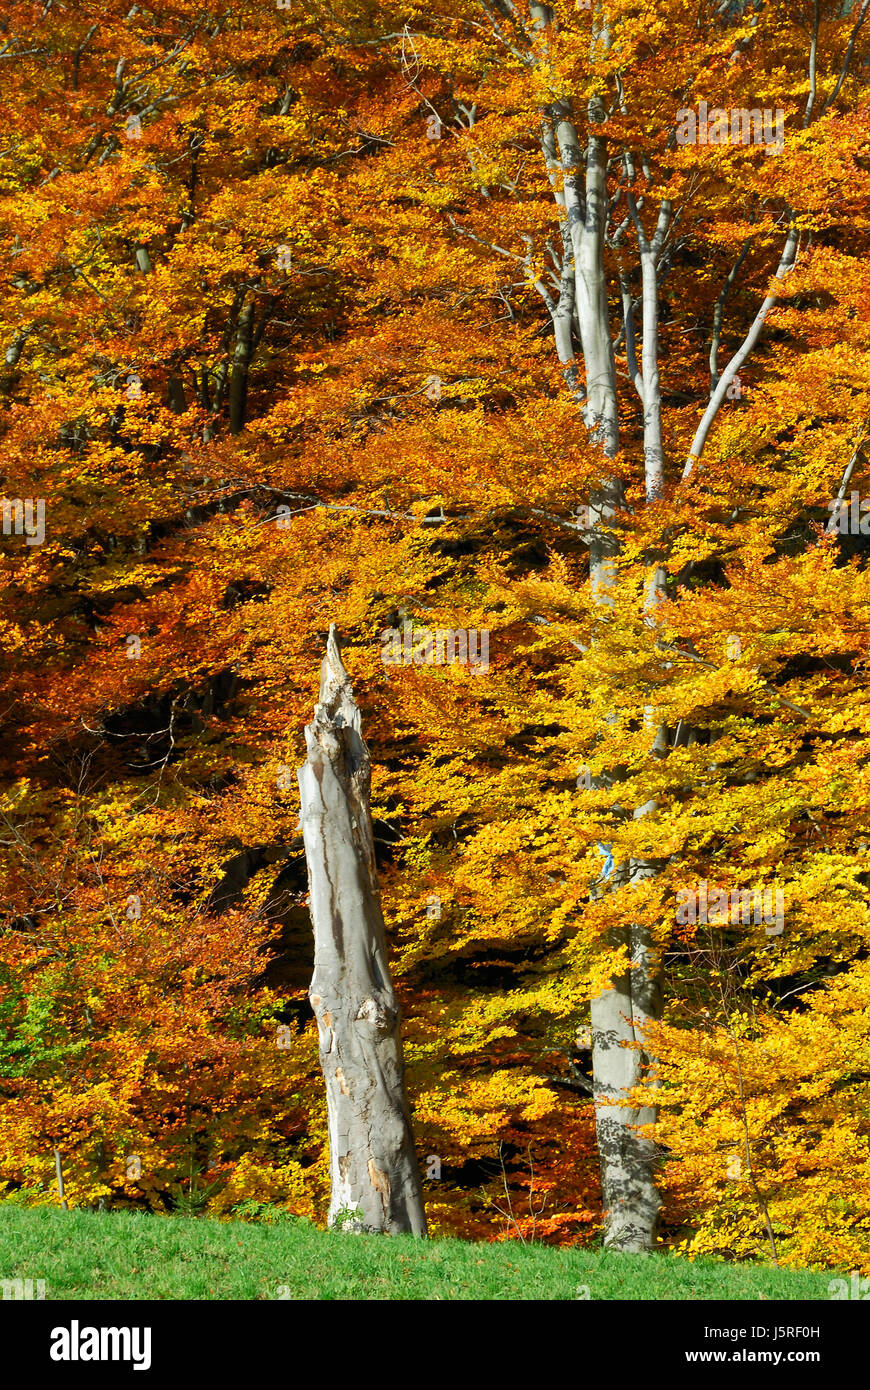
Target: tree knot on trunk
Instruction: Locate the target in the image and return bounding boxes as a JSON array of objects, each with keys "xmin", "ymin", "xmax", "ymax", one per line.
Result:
[{"xmin": 355, "ymin": 995, "xmax": 394, "ymax": 1031}]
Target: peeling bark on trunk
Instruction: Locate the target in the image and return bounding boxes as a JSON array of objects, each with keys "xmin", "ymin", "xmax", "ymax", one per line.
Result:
[{"xmin": 297, "ymin": 626, "xmax": 427, "ymax": 1236}]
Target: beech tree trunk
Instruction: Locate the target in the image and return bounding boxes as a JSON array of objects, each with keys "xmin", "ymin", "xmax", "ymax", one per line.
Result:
[
  {"xmin": 590, "ymin": 863, "xmax": 663, "ymax": 1252},
  {"xmin": 530, "ymin": 3, "xmax": 664, "ymax": 1252},
  {"xmin": 297, "ymin": 626, "xmax": 427, "ymax": 1236}
]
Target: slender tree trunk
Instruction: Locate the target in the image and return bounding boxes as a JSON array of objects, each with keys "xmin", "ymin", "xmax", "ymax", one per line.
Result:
[
  {"xmin": 54, "ymin": 1148, "xmax": 68, "ymax": 1210},
  {"xmin": 633, "ymin": 199, "xmax": 670, "ymax": 501},
  {"xmin": 168, "ymin": 375, "xmax": 187, "ymax": 414},
  {"xmin": 297, "ymin": 626, "xmax": 427, "ymax": 1236},
  {"xmin": 228, "ymin": 295, "xmax": 255, "ymax": 434},
  {"xmin": 526, "ymin": 0, "xmax": 665, "ymax": 1252},
  {"xmin": 572, "ymin": 79, "xmax": 664, "ymax": 1250},
  {"xmin": 684, "ymin": 223, "xmax": 798, "ymax": 477}
]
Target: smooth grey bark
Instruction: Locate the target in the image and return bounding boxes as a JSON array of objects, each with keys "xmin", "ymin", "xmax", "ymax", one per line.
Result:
[
  {"xmin": 592, "ymin": 559, "xmax": 668, "ymax": 1249},
  {"xmin": 564, "ymin": 54, "xmax": 664, "ymax": 1250},
  {"xmin": 627, "ymin": 191, "xmax": 670, "ymax": 501},
  {"xmin": 553, "ymin": 103, "xmax": 619, "ymax": 458},
  {"xmin": 590, "ymin": 863, "xmax": 663, "ymax": 1251},
  {"xmin": 297, "ymin": 626, "xmax": 427, "ymax": 1236},
  {"xmin": 606, "ymin": 179, "xmax": 670, "ymax": 1248}
]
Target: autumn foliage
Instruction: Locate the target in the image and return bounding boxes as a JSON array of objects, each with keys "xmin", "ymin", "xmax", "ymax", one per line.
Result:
[{"xmin": 0, "ymin": 0, "xmax": 869, "ymax": 1270}]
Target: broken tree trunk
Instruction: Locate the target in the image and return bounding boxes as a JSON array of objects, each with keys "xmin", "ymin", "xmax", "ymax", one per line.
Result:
[{"xmin": 297, "ymin": 626, "xmax": 427, "ymax": 1236}]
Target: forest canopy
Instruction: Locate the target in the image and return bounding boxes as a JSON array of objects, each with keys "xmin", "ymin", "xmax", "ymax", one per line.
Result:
[{"xmin": 1, "ymin": 0, "xmax": 869, "ymax": 1272}]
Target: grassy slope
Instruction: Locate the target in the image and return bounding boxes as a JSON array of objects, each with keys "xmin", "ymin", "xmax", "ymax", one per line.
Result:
[{"xmin": 0, "ymin": 1207, "xmax": 840, "ymax": 1300}]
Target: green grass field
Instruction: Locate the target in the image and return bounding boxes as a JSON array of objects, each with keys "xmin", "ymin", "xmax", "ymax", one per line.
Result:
[{"xmin": 0, "ymin": 1206, "xmax": 841, "ymax": 1300}]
